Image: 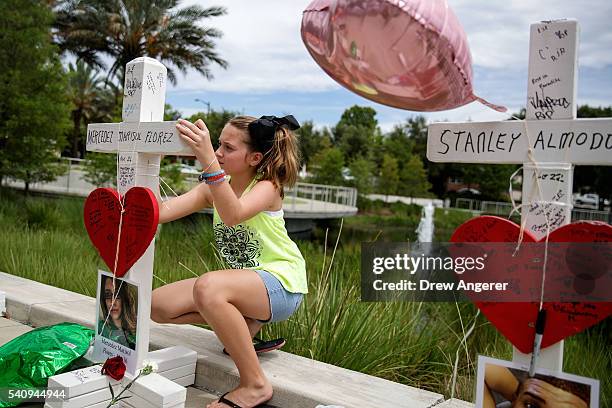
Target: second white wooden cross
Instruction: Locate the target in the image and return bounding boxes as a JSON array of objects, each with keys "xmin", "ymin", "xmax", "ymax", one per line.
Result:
[{"xmin": 427, "ymin": 19, "xmax": 612, "ymax": 371}]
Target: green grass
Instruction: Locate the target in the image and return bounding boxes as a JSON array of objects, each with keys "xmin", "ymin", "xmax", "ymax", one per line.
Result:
[{"xmin": 0, "ymin": 188, "xmax": 609, "ymax": 404}]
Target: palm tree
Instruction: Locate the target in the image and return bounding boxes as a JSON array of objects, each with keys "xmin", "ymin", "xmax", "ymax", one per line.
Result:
[
  {"xmin": 66, "ymin": 60, "xmax": 116, "ymax": 157},
  {"xmin": 52, "ymin": 0, "xmax": 228, "ymax": 86}
]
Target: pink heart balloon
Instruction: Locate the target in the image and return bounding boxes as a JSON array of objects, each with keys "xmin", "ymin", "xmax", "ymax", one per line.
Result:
[{"xmin": 301, "ymin": 0, "xmax": 505, "ymax": 112}]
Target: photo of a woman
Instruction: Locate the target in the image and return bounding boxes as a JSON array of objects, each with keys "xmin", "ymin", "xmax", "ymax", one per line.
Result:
[
  {"xmin": 97, "ymin": 274, "xmax": 138, "ymax": 350},
  {"xmin": 477, "ymin": 357, "xmax": 597, "ymax": 408}
]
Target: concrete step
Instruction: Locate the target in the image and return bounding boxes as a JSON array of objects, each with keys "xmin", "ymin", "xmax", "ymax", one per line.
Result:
[{"xmin": 1, "ymin": 272, "xmax": 474, "ymax": 407}]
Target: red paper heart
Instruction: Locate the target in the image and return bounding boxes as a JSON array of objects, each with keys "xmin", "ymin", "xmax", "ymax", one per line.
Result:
[
  {"xmin": 84, "ymin": 187, "xmax": 159, "ymax": 277},
  {"xmin": 451, "ymin": 216, "xmax": 612, "ymax": 353}
]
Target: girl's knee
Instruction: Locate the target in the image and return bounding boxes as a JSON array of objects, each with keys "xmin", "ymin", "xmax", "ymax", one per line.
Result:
[
  {"xmin": 150, "ymin": 289, "xmax": 165, "ymax": 322},
  {"xmin": 193, "ymin": 273, "xmax": 226, "ymax": 310}
]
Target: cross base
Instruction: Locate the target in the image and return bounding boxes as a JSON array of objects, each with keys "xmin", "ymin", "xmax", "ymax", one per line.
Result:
[{"xmin": 45, "ymin": 346, "xmax": 197, "ymax": 408}]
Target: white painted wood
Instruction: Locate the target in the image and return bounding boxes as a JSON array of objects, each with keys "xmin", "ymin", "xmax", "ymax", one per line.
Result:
[
  {"xmin": 47, "ymin": 346, "xmax": 196, "ymax": 402},
  {"xmin": 123, "ymin": 57, "xmax": 166, "ymax": 123},
  {"xmin": 44, "ymin": 386, "xmax": 112, "ymax": 408},
  {"xmin": 47, "ymin": 368, "xmax": 187, "ymax": 407},
  {"xmin": 44, "ymin": 400, "xmax": 111, "ymax": 408},
  {"xmin": 85, "ymin": 58, "xmax": 175, "ymax": 376},
  {"xmin": 126, "ymin": 372, "xmax": 187, "ymax": 407},
  {"xmin": 426, "ymin": 20, "xmax": 612, "ymax": 373},
  {"xmin": 526, "ymin": 20, "xmax": 579, "ymax": 121},
  {"xmin": 146, "ymin": 345, "xmax": 197, "ymax": 372},
  {"xmin": 83, "ymin": 57, "xmax": 197, "ymax": 384},
  {"xmin": 426, "ymin": 118, "xmax": 612, "ymax": 164},
  {"xmin": 159, "ymin": 363, "xmax": 197, "ymax": 381},
  {"xmin": 86, "ymin": 122, "xmax": 191, "ymax": 155},
  {"xmin": 521, "ymin": 163, "xmax": 573, "ymax": 240},
  {"xmin": 118, "ymin": 391, "xmax": 185, "ymax": 408},
  {"xmin": 47, "ymin": 365, "xmax": 118, "ymax": 400}
]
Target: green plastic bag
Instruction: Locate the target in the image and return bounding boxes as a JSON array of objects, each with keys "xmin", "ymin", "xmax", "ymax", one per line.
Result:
[{"xmin": 0, "ymin": 322, "xmax": 94, "ymax": 407}]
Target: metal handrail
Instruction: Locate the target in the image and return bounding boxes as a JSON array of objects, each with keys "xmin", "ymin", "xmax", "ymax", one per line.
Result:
[{"xmin": 5, "ymin": 158, "xmax": 358, "ymax": 211}]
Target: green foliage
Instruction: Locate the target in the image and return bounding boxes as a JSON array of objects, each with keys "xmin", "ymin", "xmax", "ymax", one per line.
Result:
[
  {"xmin": 0, "ymin": 0, "xmax": 72, "ymax": 192},
  {"xmin": 573, "ymin": 105, "xmax": 612, "ymax": 202},
  {"xmin": 23, "ymin": 200, "xmax": 63, "ymax": 230},
  {"xmin": 83, "ymin": 153, "xmax": 117, "ymax": 187},
  {"xmin": 380, "ymin": 154, "xmax": 400, "ymax": 196},
  {"xmin": 159, "ymin": 159, "xmax": 187, "ymax": 194},
  {"xmin": 347, "ymin": 157, "xmax": 375, "ymax": 197},
  {"xmin": 344, "ymin": 200, "xmax": 423, "ymax": 241},
  {"xmin": 433, "ymin": 207, "xmax": 475, "ymax": 241},
  {"xmin": 0, "ymin": 192, "xmax": 609, "ymax": 401},
  {"xmin": 66, "ymin": 60, "xmax": 116, "ymax": 158},
  {"xmin": 334, "ymin": 105, "xmax": 379, "ymax": 159},
  {"xmin": 53, "ymin": 0, "xmax": 228, "ymax": 86},
  {"xmin": 460, "ymin": 164, "xmax": 517, "ymax": 201},
  {"xmin": 309, "ymin": 147, "xmax": 345, "ymax": 186},
  {"xmin": 296, "ymin": 121, "xmax": 333, "ymax": 169},
  {"xmin": 164, "ymin": 104, "xmax": 182, "ymax": 121},
  {"xmin": 403, "ymin": 115, "xmax": 428, "ymax": 159},
  {"xmin": 383, "ymin": 124, "xmax": 415, "ymax": 166},
  {"xmin": 187, "ymin": 109, "xmax": 240, "ymax": 148},
  {"xmin": 336, "ymin": 105, "xmax": 378, "ymax": 130},
  {"xmin": 399, "ymin": 155, "xmax": 432, "ymax": 197}
]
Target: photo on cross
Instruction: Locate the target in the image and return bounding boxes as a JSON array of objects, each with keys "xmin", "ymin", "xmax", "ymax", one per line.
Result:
[
  {"xmin": 94, "ymin": 270, "xmax": 141, "ymax": 374},
  {"xmin": 476, "ymin": 356, "xmax": 600, "ymax": 408}
]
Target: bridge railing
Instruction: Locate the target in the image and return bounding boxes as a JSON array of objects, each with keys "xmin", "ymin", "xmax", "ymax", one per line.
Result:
[
  {"xmin": 454, "ymin": 198, "xmax": 610, "ymax": 222},
  {"xmin": 4, "ymin": 158, "xmax": 358, "ymax": 212},
  {"xmin": 285, "ymin": 182, "xmax": 357, "ymax": 211},
  {"xmin": 185, "ymin": 176, "xmax": 357, "ymax": 210}
]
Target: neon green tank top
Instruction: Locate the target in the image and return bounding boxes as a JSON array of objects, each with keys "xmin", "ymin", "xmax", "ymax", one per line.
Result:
[{"xmin": 212, "ymin": 176, "xmax": 308, "ymax": 294}]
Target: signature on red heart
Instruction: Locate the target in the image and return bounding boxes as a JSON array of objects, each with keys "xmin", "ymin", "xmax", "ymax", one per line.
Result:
[
  {"xmin": 84, "ymin": 187, "xmax": 159, "ymax": 277},
  {"xmin": 451, "ymin": 216, "xmax": 612, "ymax": 353}
]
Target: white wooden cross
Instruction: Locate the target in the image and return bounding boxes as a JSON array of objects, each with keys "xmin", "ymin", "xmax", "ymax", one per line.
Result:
[
  {"xmin": 427, "ymin": 20, "xmax": 612, "ymax": 371},
  {"xmin": 86, "ymin": 57, "xmax": 192, "ymax": 373}
]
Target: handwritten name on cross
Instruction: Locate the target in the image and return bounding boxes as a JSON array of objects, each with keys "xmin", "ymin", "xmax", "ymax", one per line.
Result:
[
  {"xmin": 427, "ymin": 20, "xmax": 612, "ymax": 371},
  {"xmin": 86, "ymin": 57, "xmax": 191, "ymax": 373}
]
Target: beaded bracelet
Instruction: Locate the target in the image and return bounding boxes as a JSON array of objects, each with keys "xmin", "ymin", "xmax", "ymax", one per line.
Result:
[
  {"xmin": 205, "ymin": 176, "xmax": 226, "ymax": 185},
  {"xmin": 206, "ymin": 173, "xmax": 226, "ymax": 182},
  {"xmin": 198, "ymin": 169, "xmax": 224, "ymax": 183}
]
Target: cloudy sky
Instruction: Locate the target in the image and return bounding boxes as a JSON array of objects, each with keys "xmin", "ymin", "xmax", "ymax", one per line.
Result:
[{"xmin": 166, "ymin": 1, "xmax": 612, "ymax": 131}]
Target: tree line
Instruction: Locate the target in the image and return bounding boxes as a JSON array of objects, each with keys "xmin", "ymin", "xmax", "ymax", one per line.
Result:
[{"xmin": 0, "ymin": 0, "xmax": 609, "ymax": 204}]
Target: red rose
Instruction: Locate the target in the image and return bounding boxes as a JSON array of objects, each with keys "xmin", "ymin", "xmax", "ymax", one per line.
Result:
[{"xmin": 101, "ymin": 356, "xmax": 126, "ymax": 380}]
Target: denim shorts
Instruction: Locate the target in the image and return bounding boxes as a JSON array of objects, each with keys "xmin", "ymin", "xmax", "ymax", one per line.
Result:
[{"xmin": 254, "ymin": 269, "xmax": 303, "ymax": 323}]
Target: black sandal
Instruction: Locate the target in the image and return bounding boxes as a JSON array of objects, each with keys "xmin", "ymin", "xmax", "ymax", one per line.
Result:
[
  {"xmin": 222, "ymin": 337, "xmax": 286, "ymax": 356},
  {"xmin": 217, "ymin": 392, "xmax": 279, "ymax": 408}
]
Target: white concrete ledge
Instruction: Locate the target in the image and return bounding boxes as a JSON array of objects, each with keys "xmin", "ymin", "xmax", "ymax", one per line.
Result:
[
  {"xmin": 1, "ymin": 272, "xmax": 473, "ymax": 407},
  {"xmin": 434, "ymin": 398, "xmax": 475, "ymax": 407}
]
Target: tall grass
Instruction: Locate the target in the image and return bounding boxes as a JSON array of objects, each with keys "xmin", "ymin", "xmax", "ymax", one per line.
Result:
[{"xmin": 0, "ymin": 188, "xmax": 609, "ymax": 404}]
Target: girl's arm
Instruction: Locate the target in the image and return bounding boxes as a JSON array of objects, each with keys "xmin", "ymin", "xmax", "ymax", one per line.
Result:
[
  {"xmin": 175, "ymin": 118, "xmax": 279, "ymax": 227},
  {"xmin": 158, "ymin": 182, "xmax": 213, "ymax": 224},
  {"xmin": 209, "ymin": 179, "xmax": 279, "ymax": 227}
]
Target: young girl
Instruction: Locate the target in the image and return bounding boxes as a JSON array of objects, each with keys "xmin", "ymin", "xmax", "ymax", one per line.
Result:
[{"xmin": 151, "ymin": 115, "xmax": 307, "ymax": 408}]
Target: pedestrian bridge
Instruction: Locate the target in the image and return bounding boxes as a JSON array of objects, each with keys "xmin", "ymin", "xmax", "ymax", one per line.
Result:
[{"xmin": 3, "ymin": 158, "xmax": 358, "ymax": 236}]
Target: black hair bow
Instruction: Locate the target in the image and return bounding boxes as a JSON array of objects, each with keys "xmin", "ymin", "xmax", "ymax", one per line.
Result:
[{"xmin": 248, "ymin": 115, "xmax": 300, "ymax": 154}]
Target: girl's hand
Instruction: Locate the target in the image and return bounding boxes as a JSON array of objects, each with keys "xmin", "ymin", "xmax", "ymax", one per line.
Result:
[{"xmin": 176, "ymin": 119, "xmax": 215, "ymax": 164}]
